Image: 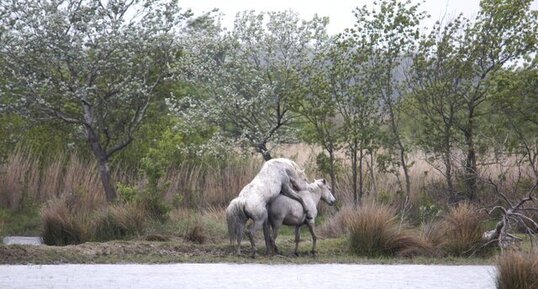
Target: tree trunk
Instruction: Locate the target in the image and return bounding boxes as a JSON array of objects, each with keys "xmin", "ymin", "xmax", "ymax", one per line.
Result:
[
  {"xmin": 359, "ymin": 148, "xmax": 364, "ymax": 203},
  {"xmin": 351, "ymin": 143, "xmax": 358, "ymax": 205},
  {"xmin": 328, "ymin": 147, "xmax": 338, "ymax": 196},
  {"xmin": 98, "ymin": 160, "xmax": 117, "ymax": 202},
  {"xmin": 444, "ymin": 127, "xmax": 455, "ymax": 202},
  {"xmin": 257, "ymin": 143, "xmax": 272, "ymax": 161},
  {"xmin": 464, "ymin": 113, "xmax": 477, "ymax": 200},
  {"xmin": 399, "ymin": 144, "xmax": 411, "ymax": 197},
  {"xmin": 85, "ymin": 125, "xmax": 117, "ymax": 202},
  {"xmin": 385, "ymin": 93, "xmax": 411, "ymax": 197},
  {"xmin": 368, "ymin": 151, "xmax": 377, "ymax": 195}
]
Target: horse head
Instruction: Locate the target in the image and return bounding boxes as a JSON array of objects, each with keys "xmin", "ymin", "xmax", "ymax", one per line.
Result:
[{"xmin": 315, "ymin": 178, "xmax": 335, "ymax": 206}]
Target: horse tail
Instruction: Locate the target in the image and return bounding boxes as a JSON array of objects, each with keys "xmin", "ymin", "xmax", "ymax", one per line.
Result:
[{"xmin": 226, "ymin": 198, "xmax": 247, "ymax": 246}]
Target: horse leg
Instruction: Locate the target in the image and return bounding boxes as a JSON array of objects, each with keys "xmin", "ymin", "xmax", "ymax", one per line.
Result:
[
  {"xmin": 247, "ymin": 217, "xmax": 265, "ymax": 258},
  {"xmin": 294, "ymin": 226, "xmax": 301, "ymax": 256},
  {"xmin": 263, "ymin": 219, "xmax": 275, "ymax": 255},
  {"xmin": 306, "ymin": 221, "xmax": 317, "ymax": 256},
  {"xmin": 236, "ymin": 221, "xmax": 244, "ymax": 255},
  {"xmin": 271, "ymin": 220, "xmax": 282, "ymax": 255}
]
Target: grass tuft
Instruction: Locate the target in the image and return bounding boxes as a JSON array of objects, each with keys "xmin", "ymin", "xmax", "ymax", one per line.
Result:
[
  {"xmin": 346, "ymin": 203, "xmax": 433, "ymax": 257},
  {"xmin": 41, "ymin": 199, "xmax": 85, "ymax": 246},
  {"xmin": 91, "ymin": 204, "xmax": 146, "ymax": 242},
  {"xmin": 496, "ymin": 251, "xmax": 538, "ymax": 289},
  {"xmin": 430, "ymin": 203, "xmax": 488, "ymax": 256}
]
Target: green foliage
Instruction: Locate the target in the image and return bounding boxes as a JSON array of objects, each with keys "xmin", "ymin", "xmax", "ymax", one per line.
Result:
[
  {"xmin": 177, "ymin": 10, "xmax": 329, "ymax": 159},
  {"xmin": 117, "ymin": 183, "xmax": 138, "ymax": 204},
  {"xmin": 315, "ymin": 152, "xmax": 338, "ymax": 176},
  {"xmin": 0, "ymin": 0, "xmax": 192, "ymax": 201},
  {"xmin": 0, "ymin": 206, "xmax": 42, "ymax": 237}
]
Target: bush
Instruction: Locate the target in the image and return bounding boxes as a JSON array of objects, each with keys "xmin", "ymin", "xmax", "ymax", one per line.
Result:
[
  {"xmin": 41, "ymin": 200, "xmax": 85, "ymax": 246},
  {"xmin": 137, "ymin": 192, "xmax": 171, "ymax": 223},
  {"xmin": 91, "ymin": 204, "xmax": 146, "ymax": 241},
  {"xmin": 429, "ymin": 203, "xmax": 488, "ymax": 256},
  {"xmin": 347, "ymin": 203, "xmax": 433, "ymax": 257},
  {"xmin": 496, "ymin": 251, "xmax": 538, "ymax": 289},
  {"xmin": 41, "ymin": 195, "xmax": 149, "ymax": 245}
]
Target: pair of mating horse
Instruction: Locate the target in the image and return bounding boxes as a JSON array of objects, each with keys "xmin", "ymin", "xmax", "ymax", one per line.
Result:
[{"xmin": 226, "ymin": 158, "xmax": 336, "ymax": 257}]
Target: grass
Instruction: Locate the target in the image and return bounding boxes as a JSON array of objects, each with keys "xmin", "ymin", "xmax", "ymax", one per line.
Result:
[
  {"xmin": 1, "ymin": 148, "xmax": 536, "ymax": 266},
  {"xmin": 496, "ymin": 251, "xmax": 538, "ymax": 289},
  {"xmin": 429, "ymin": 203, "xmax": 491, "ymax": 257},
  {"xmin": 346, "ymin": 203, "xmax": 434, "ymax": 257},
  {"xmin": 0, "ymin": 206, "xmax": 41, "ymax": 237}
]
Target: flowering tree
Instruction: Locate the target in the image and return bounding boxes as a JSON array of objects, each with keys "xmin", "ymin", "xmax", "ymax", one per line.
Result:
[
  {"xmin": 0, "ymin": 0, "xmax": 190, "ymax": 201},
  {"xmin": 179, "ymin": 11, "xmax": 328, "ymax": 160}
]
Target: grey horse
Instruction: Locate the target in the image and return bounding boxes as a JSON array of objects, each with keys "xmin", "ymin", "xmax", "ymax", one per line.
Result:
[
  {"xmin": 268, "ymin": 179, "xmax": 335, "ymax": 256},
  {"xmin": 226, "ymin": 158, "xmax": 311, "ymax": 256}
]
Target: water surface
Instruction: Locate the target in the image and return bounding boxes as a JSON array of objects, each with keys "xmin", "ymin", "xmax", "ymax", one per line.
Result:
[{"xmin": 0, "ymin": 263, "xmax": 496, "ymax": 289}]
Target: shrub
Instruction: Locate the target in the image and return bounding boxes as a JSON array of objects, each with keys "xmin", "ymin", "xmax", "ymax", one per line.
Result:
[
  {"xmin": 430, "ymin": 203, "xmax": 489, "ymax": 256},
  {"xmin": 137, "ymin": 192, "xmax": 171, "ymax": 223},
  {"xmin": 496, "ymin": 251, "xmax": 538, "ymax": 289},
  {"xmin": 347, "ymin": 203, "xmax": 433, "ymax": 257},
  {"xmin": 41, "ymin": 200, "xmax": 85, "ymax": 246},
  {"xmin": 91, "ymin": 204, "xmax": 146, "ymax": 241}
]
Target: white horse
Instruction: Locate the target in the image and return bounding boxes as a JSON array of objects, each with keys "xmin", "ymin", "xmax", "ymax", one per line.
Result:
[
  {"xmin": 268, "ymin": 179, "xmax": 335, "ymax": 256},
  {"xmin": 226, "ymin": 158, "xmax": 311, "ymax": 256}
]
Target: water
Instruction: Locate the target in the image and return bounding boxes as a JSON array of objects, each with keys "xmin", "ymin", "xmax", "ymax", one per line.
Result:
[
  {"xmin": 2, "ymin": 236, "xmax": 43, "ymax": 245},
  {"xmin": 0, "ymin": 263, "xmax": 496, "ymax": 289}
]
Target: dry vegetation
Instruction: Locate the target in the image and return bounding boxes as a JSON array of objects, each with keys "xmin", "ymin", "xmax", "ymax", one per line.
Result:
[
  {"xmin": 1, "ymin": 146, "xmax": 537, "ymax": 267},
  {"xmin": 428, "ymin": 203, "xmax": 490, "ymax": 257},
  {"xmin": 496, "ymin": 251, "xmax": 538, "ymax": 289},
  {"xmin": 345, "ymin": 203, "xmax": 434, "ymax": 257}
]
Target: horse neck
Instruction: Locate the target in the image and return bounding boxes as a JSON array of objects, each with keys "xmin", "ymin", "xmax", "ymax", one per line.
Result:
[{"xmin": 306, "ymin": 183, "xmax": 322, "ymax": 205}]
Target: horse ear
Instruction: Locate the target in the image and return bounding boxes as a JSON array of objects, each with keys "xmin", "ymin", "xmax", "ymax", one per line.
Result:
[{"xmin": 321, "ymin": 178, "xmax": 326, "ymax": 184}]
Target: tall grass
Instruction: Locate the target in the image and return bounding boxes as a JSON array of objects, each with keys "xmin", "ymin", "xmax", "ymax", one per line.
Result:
[
  {"xmin": 346, "ymin": 203, "xmax": 434, "ymax": 257},
  {"xmin": 0, "ymin": 149, "xmax": 260, "ymax": 212},
  {"xmin": 496, "ymin": 251, "xmax": 538, "ymax": 289},
  {"xmin": 41, "ymin": 198, "xmax": 87, "ymax": 246},
  {"xmin": 0, "ymin": 148, "xmax": 105, "ymax": 211},
  {"xmin": 428, "ymin": 203, "xmax": 488, "ymax": 256}
]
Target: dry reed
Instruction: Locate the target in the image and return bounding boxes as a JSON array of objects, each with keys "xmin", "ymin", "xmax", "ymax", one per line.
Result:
[
  {"xmin": 429, "ymin": 203, "xmax": 488, "ymax": 256},
  {"xmin": 496, "ymin": 251, "xmax": 538, "ymax": 289},
  {"xmin": 346, "ymin": 203, "xmax": 434, "ymax": 257}
]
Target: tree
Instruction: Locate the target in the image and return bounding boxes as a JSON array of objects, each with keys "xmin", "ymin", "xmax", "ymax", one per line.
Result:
[
  {"xmin": 180, "ymin": 10, "xmax": 328, "ymax": 160},
  {"xmin": 454, "ymin": 0, "xmax": 537, "ymax": 199},
  {"xmin": 0, "ymin": 0, "xmax": 190, "ymax": 201},
  {"xmin": 350, "ymin": 0, "xmax": 427, "ymax": 197},
  {"xmin": 292, "ymin": 35, "xmax": 341, "ymax": 193},
  {"xmin": 327, "ymin": 35, "xmax": 381, "ymax": 205},
  {"xmin": 490, "ymin": 64, "xmax": 538, "ymax": 180},
  {"xmin": 406, "ymin": 16, "xmax": 469, "ymax": 201}
]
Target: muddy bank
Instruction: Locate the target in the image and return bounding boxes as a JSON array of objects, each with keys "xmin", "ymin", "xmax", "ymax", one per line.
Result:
[{"xmin": 0, "ymin": 238, "xmax": 494, "ymax": 265}]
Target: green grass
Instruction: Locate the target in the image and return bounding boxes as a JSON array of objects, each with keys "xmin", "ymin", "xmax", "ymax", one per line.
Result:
[{"xmin": 0, "ymin": 206, "xmax": 42, "ymax": 237}]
